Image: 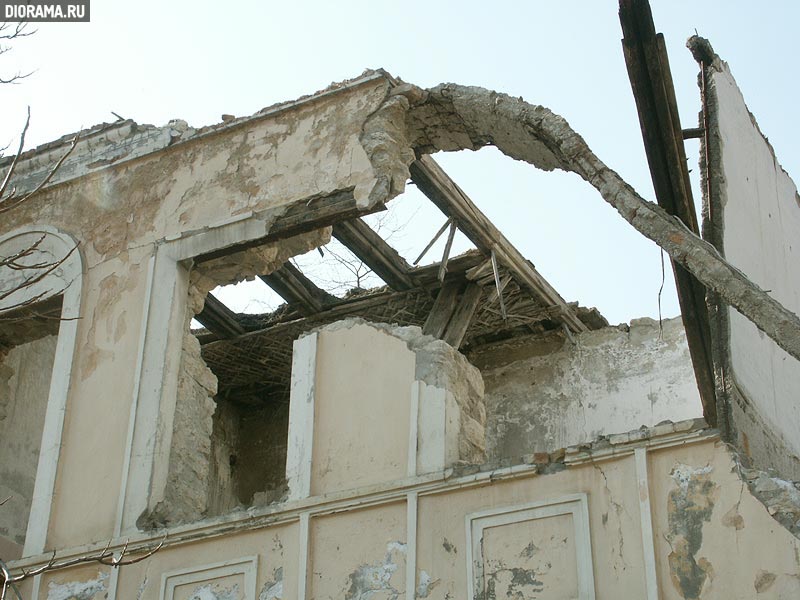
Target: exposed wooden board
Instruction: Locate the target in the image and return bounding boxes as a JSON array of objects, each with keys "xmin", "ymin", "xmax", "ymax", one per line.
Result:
[
  {"xmin": 260, "ymin": 261, "xmax": 334, "ymax": 316},
  {"xmin": 443, "ymin": 283, "xmax": 484, "ymax": 348},
  {"xmin": 195, "ymin": 293, "xmax": 245, "ymax": 339},
  {"xmin": 195, "ymin": 188, "xmax": 384, "ymax": 263},
  {"xmin": 619, "ymin": 0, "xmax": 717, "ymax": 425},
  {"xmin": 332, "ymin": 218, "xmax": 417, "ymax": 291},
  {"xmin": 409, "ymin": 156, "xmax": 588, "ymax": 333},
  {"xmin": 423, "ymin": 281, "xmax": 462, "ymax": 338}
]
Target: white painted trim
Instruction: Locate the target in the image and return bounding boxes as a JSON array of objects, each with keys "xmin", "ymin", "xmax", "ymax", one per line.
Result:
[
  {"xmin": 114, "ymin": 250, "xmax": 157, "ymax": 538},
  {"xmin": 465, "ymin": 493, "xmax": 595, "ymax": 600},
  {"xmin": 416, "ymin": 383, "xmax": 447, "ymax": 475},
  {"xmin": 10, "ymin": 430, "xmax": 717, "ymax": 574},
  {"xmin": 119, "ymin": 245, "xmax": 187, "ymax": 533},
  {"xmin": 30, "ymin": 574, "xmax": 41, "ymax": 599},
  {"xmin": 286, "ymin": 333, "xmax": 318, "ymax": 501},
  {"xmin": 119, "ymin": 215, "xmax": 278, "ymax": 533},
  {"xmin": 634, "ymin": 447, "xmax": 659, "ymax": 600},
  {"xmin": 407, "ymin": 382, "xmax": 420, "ymax": 478},
  {"xmin": 297, "ymin": 512, "xmax": 310, "ymax": 600},
  {"xmin": 107, "ymin": 558, "xmax": 121, "ymax": 600},
  {"xmin": 405, "ymin": 491, "xmax": 418, "ymax": 600},
  {"xmin": 0, "ymin": 226, "xmax": 83, "ymax": 557},
  {"xmin": 159, "ymin": 555, "xmax": 258, "ymax": 600}
]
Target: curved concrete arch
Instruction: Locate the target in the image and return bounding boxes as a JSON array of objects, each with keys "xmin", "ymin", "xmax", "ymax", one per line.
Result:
[{"xmin": 0, "ymin": 224, "xmax": 83, "ymax": 555}]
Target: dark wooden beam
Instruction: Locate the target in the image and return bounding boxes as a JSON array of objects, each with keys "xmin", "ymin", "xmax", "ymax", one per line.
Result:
[
  {"xmin": 195, "ymin": 188, "xmax": 384, "ymax": 264},
  {"xmin": 259, "ymin": 262, "xmax": 335, "ymax": 316},
  {"xmin": 410, "ymin": 156, "xmax": 588, "ymax": 333},
  {"xmin": 619, "ymin": 0, "xmax": 717, "ymax": 425},
  {"xmin": 442, "ymin": 283, "xmax": 484, "ymax": 348},
  {"xmin": 423, "ymin": 281, "xmax": 462, "ymax": 338},
  {"xmin": 196, "ymin": 253, "xmax": 487, "ymax": 344},
  {"xmin": 332, "ymin": 218, "xmax": 417, "ymax": 291},
  {"xmin": 196, "ymin": 294, "xmax": 245, "ymax": 339}
]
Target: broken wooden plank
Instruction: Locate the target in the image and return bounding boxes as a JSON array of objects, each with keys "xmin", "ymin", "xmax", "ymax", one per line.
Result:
[
  {"xmin": 442, "ymin": 283, "xmax": 484, "ymax": 348},
  {"xmin": 438, "ymin": 221, "xmax": 457, "ymax": 281},
  {"xmin": 619, "ymin": 0, "xmax": 717, "ymax": 424},
  {"xmin": 196, "ymin": 293, "xmax": 245, "ymax": 339},
  {"xmin": 196, "ymin": 188, "xmax": 383, "ymax": 263},
  {"xmin": 423, "ymin": 281, "xmax": 462, "ymax": 338},
  {"xmin": 409, "ymin": 155, "xmax": 588, "ymax": 333},
  {"xmin": 259, "ymin": 261, "xmax": 334, "ymax": 316},
  {"xmin": 332, "ymin": 217, "xmax": 416, "ymax": 291}
]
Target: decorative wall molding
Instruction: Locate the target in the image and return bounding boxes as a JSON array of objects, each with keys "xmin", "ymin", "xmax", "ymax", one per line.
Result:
[
  {"xmin": 159, "ymin": 555, "xmax": 258, "ymax": 600},
  {"xmin": 465, "ymin": 493, "xmax": 595, "ymax": 600},
  {"xmin": 0, "ymin": 225, "xmax": 84, "ymax": 557}
]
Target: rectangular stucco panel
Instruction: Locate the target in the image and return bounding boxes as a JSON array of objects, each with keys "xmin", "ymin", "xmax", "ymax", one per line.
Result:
[{"xmin": 311, "ymin": 324, "xmax": 415, "ymax": 496}]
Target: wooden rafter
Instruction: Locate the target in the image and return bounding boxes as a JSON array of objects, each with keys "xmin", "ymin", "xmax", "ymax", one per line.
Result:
[
  {"xmin": 332, "ymin": 218, "xmax": 417, "ymax": 291},
  {"xmin": 409, "ymin": 155, "xmax": 588, "ymax": 333},
  {"xmin": 259, "ymin": 261, "xmax": 334, "ymax": 316},
  {"xmin": 195, "ymin": 188, "xmax": 382, "ymax": 264},
  {"xmin": 619, "ymin": 0, "xmax": 717, "ymax": 424},
  {"xmin": 196, "ymin": 293, "xmax": 245, "ymax": 339}
]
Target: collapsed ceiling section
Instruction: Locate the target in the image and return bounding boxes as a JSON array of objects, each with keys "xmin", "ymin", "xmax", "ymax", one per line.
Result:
[{"xmin": 194, "ymin": 154, "xmax": 606, "ymax": 401}]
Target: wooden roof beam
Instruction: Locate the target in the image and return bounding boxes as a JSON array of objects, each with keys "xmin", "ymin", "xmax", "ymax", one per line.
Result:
[
  {"xmin": 259, "ymin": 261, "xmax": 335, "ymax": 316},
  {"xmin": 195, "ymin": 293, "xmax": 245, "ymax": 339},
  {"xmin": 619, "ymin": 0, "xmax": 717, "ymax": 425},
  {"xmin": 332, "ymin": 218, "xmax": 417, "ymax": 291},
  {"xmin": 409, "ymin": 155, "xmax": 588, "ymax": 333}
]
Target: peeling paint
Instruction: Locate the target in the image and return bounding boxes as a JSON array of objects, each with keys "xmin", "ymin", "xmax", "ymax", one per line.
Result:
[
  {"xmin": 481, "ymin": 565, "xmax": 543, "ymax": 600},
  {"xmin": 46, "ymin": 571, "xmax": 108, "ymax": 600},
  {"xmin": 416, "ymin": 570, "xmax": 440, "ymax": 598},
  {"xmin": 344, "ymin": 541, "xmax": 406, "ymax": 600},
  {"xmin": 187, "ymin": 582, "xmax": 240, "ymax": 600},
  {"xmin": 259, "ymin": 566, "xmax": 283, "ymax": 600},
  {"xmin": 666, "ymin": 463, "xmax": 719, "ymax": 599},
  {"xmin": 754, "ymin": 570, "xmax": 777, "ymax": 593}
]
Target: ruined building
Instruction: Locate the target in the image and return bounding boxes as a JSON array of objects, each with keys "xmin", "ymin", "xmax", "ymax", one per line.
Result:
[{"xmin": 1, "ymin": 6, "xmax": 800, "ymax": 599}]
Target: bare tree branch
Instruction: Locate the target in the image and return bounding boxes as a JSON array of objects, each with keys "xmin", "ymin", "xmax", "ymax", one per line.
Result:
[{"xmin": 0, "ymin": 536, "xmax": 166, "ymax": 600}]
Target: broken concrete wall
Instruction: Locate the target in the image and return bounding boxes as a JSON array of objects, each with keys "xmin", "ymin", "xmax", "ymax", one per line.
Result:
[
  {"xmin": 700, "ymin": 45, "xmax": 800, "ymax": 480},
  {"xmin": 306, "ymin": 319, "xmax": 485, "ymax": 497},
  {"xmin": 0, "ymin": 334, "xmax": 57, "ymax": 557},
  {"xmin": 470, "ymin": 316, "xmax": 702, "ymax": 460}
]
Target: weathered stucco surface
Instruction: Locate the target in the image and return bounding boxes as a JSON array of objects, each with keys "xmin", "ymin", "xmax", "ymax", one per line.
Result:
[
  {"xmin": 471, "ymin": 316, "xmax": 702, "ymax": 459},
  {"xmin": 4, "ymin": 66, "xmax": 799, "ymax": 599},
  {"xmin": 142, "ymin": 229, "xmax": 330, "ymax": 528},
  {"xmin": 311, "ymin": 320, "xmax": 485, "ymax": 497},
  {"xmin": 700, "ymin": 46, "xmax": 800, "ymax": 481},
  {"xmin": 0, "ymin": 76, "xmax": 389, "ymax": 548},
  {"xmin": 0, "ymin": 335, "xmax": 57, "ymax": 555}
]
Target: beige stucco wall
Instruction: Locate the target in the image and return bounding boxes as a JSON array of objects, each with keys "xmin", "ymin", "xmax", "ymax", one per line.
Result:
[
  {"xmin": 14, "ymin": 433, "xmax": 798, "ymax": 599},
  {"xmin": 0, "ymin": 77, "xmax": 391, "ymax": 550},
  {"xmin": 705, "ymin": 57, "xmax": 800, "ymax": 478},
  {"xmin": 312, "ymin": 325, "xmax": 415, "ymax": 496},
  {"xmin": 0, "ymin": 335, "xmax": 57, "ymax": 555},
  {"xmin": 472, "ymin": 316, "xmax": 703, "ymax": 460}
]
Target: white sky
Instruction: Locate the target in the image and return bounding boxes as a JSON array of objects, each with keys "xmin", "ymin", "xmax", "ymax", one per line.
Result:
[{"xmin": 3, "ymin": 1, "xmax": 798, "ymax": 325}]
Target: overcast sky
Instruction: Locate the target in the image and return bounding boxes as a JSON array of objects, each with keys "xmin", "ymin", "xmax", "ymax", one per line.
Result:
[{"xmin": 4, "ymin": 1, "xmax": 798, "ymax": 325}]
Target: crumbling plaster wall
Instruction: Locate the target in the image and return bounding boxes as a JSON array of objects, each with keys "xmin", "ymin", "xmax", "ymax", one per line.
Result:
[
  {"xmin": 700, "ymin": 47, "xmax": 800, "ymax": 480},
  {"xmin": 142, "ymin": 229, "xmax": 329, "ymax": 528},
  {"xmin": 471, "ymin": 316, "xmax": 703, "ymax": 460},
  {"xmin": 0, "ymin": 75, "xmax": 394, "ymax": 548},
  {"xmin": 0, "ymin": 335, "xmax": 57, "ymax": 556}
]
